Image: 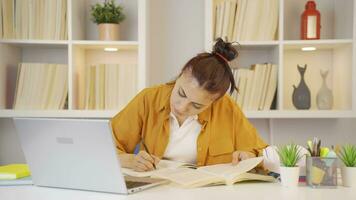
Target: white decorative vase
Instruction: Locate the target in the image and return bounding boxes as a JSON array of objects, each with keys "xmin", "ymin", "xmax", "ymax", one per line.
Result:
[
  {"xmin": 98, "ymin": 23, "xmax": 120, "ymax": 40},
  {"xmin": 341, "ymin": 166, "xmax": 356, "ymax": 187},
  {"xmin": 316, "ymin": 69, "xmax": 333, "ymax": 110},
  {"xmin": 280, "ymin": 166, "xmax": 300, "ymax": 187}
]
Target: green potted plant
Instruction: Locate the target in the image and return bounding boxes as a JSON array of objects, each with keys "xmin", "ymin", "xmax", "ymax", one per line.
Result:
[
  {"xmin": 277, "ymin": 144, "xmax": 303, "ymax": 187},
  {"xmin": 337, "ymin": 144, "xmax": 356, "ymax": 187},
  {"xmin": 91, "ymin": 0, "xmax": 125, "ymax": 40}
]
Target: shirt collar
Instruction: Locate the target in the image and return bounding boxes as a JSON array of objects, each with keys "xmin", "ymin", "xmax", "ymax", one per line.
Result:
[
  {"xmin": 157, "ymin": 82, "xmax": 174, "ymax": 112},
  {"xmin": 197, "ymin": 107, "xmax": 211, "ymax": 124},
  {"xmin": 170, "ymin": 112, "xmax": 198, "ymax": 120}
]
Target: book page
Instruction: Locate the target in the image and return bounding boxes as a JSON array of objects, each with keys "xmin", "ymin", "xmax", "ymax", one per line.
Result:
[
  {"xmin": 233, "ymin": 172, "xmax": 276, "ymax": 183},
  {"xmin": 260, "ymin": 63, "xmax": 272, "ymax": 110},
  {"xmin": 121, "ymin": 168, "xmax": 155, "ymax": 178},
  {"xmin": 197, "ymin": 157, "xmax": 264, "ymax": 180},
  {"xmin": 263, "ymin": 64, "xmax": 278, "ymax": 110},
  {"xmin": 121, "ymin": 159, "xmax": 196, "ymax": 177},
  {"xmin": 152, "ymin": 168, "xmax": 221, "ymax": 188},
  {"xmin": 13, "ymin": 64, "xmax": 23, "ymax": 109}
]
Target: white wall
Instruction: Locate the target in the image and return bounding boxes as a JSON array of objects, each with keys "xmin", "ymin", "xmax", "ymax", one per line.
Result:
[
  {"xmin": 147, "ymin": 0, "xmax": 205, "ymax": 85},
  {"xmin": 268, "ymin": 119, "xmax": 356, "ymax": 146}
]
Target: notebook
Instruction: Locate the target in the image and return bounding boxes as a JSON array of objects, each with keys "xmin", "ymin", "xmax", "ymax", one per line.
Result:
[
  {"xmin": 122, "ymin": 159, "xmax": 197, "ymax": 177},
  {"xmin": 0, "ymin": 164, "xmax": 30, "ymax": 180},
  {"xmin": 0, "ymin": 176, "xmax": 33, "ymax": 186}
]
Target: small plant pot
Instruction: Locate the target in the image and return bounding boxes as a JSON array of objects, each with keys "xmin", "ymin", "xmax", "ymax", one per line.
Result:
[
  {"xmin": 98, "ymin": 23, "xmax": 120, "ymax": 40},
  {"xmin": 280, "ymin": 166, "xmax": 300, "ymax": 187},
  {"xmin": 341, "ymin": 166, "xmax": 356, "ymax": 187}
]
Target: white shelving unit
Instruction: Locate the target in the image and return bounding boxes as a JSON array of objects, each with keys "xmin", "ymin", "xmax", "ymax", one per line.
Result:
[
  {"xmin": 0, "ymin": 0, "xmax": 355, "ymax": 119},
  {"xmin": 0, "ymin": 0, "xmax": 147, "ymax": 118},
  {"xmin": 205, "ymin": 0, "xmax": 356, "ymax": 118}
]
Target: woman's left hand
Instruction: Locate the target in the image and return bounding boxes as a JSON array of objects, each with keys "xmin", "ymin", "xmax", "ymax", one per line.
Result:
[{"xmin": 232, "ymin": 151, "xmax": 256, "ymax": 165}]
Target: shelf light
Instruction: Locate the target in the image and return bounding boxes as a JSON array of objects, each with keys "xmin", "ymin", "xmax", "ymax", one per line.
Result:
[
  {"xmin": 301, "ymin": 46, "xmax": 316, "ymax": 51},
  {"xmin": 104, "ymin": 47, "xmax": 118, "ymax": 52}
]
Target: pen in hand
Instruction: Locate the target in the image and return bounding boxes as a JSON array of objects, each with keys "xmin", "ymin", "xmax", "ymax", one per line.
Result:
[{"xmin": 141, "ymin": 141, "xmax": 157, "ymax": 170}]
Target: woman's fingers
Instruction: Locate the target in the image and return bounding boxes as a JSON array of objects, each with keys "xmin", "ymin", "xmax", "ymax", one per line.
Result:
[
  {"xmin": 232, "ymin": 151, "xmax": 256, "ymax": 165},
  {"xmin": 139, "ymin": 151, "xmax": 155, "ymax": 163},
  {"xmin": 137, "ymin": 154, "xmax": 154, "ymax": 170},
  {"xmin": 152, "ymin": 155, "xmax": 160, "ymax": 166},
  {"xmin": 232, "ymin": 151, "xmax": 242, "ymax": 165},
  {"xmin": 133, "ymin": 161, "xmax": 148, "ymax": 172},
  {"xmin": 132, "ymin": 151, "xmax": 156, "ymax": 171}
]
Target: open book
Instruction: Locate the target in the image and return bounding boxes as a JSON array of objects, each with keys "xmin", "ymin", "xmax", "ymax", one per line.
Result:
[
  {"xmin": 121, "ymin": 159, "xmax": 197, "ymax": 177},
  {"xmin": 122, "ymin": 157, "xmax": 276, "ymax": 188}
]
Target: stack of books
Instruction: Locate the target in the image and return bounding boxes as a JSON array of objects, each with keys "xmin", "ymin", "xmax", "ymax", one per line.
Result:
[
  {"xmin": 84, "ymin": 64, "xmax": 137, "ymax": 110},
  {"xmin": 13, "ymin": 63, "xmax": 68, "ymax": 110},
  {"xmin": 231, "ymin": 63, "xmax": 278, "ymax": 110},
  {"xmin": 0, "ymin": 0, "xmax": 67, "ymax": 40},
  {"xmin": 214, "ymin": 0, "xmax": 279, "ymax": 41}
]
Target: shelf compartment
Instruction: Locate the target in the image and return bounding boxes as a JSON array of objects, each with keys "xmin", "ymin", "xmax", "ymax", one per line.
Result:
[
  {"xmin": 71, "ymin": 0, "xmax": 138, "ymax": 41},
  {"xmin": 0, "ymin": 43, "xmax": 68, "ymax": 109},
  {"xmin": 283, "ymin": 0, "xmax": 354, "ymax": 40},
  {"xmin": 283, "ymin": 42, "xmax": 352, "ymax": 111},
  {"xmin": 230, "ymin": 44, "xmax": 279, "ymax": 69},
  {"xmin": 72, "ymin": 43, "xmax": 138, "ymax": 110}
]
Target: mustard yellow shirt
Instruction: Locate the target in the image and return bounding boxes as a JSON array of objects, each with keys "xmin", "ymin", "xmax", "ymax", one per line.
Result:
[{"xmin": 111, "ymin": 83, "xmax": 268, "ymax": 166}]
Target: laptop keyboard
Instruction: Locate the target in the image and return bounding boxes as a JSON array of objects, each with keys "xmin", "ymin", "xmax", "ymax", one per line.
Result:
[{"xmin": 125, "ymin": 181, "xmax": 151, "ymax": 189}]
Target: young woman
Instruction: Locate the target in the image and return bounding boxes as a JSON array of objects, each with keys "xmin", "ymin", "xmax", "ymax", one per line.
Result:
[{"xmin": 111, "ymin": 38, "xmax": 267, "ymax": 172}]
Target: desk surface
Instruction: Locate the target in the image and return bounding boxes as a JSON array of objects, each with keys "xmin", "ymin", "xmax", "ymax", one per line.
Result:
[{"xmin": 0, "ymin": 182, "xmax": 355, "ymax": 200}]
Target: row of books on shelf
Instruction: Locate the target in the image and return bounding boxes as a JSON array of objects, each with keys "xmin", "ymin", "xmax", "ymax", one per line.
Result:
[
  {"xmin": 14, "ymin": 63, "xmax": 68, "ymax": 110},
  {"xmin": 0, "ymin": 0, "xmax": 67, "ymax": 40},
  {"xmin": 10, "ymin": 62, "xmax": 277, "ymax": 111},
  {"xmin": 214, "ymin": 0, "xmax": 279, "ymax": 42},
  {"xmin": 84, "ymin": 64, "xmax": 137, "ymax": 110},
  {"xmin": 231, "ymin": 63, "xmax": 278, "ymax": 110},
  {"xmin": 12, "ymin": 62, "xmax": 138, "ymax": 110}
]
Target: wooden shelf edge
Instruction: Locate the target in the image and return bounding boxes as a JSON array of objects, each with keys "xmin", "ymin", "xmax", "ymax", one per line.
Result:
[
  {"xmin": 244, "ymin": 110, "xmax": 356, "ymax": 118},
  {"xmin": 283, "ymin": 39, "xmax": 353, "ymax": 45},
  {"xmin": 0, "ymin": 110, "xmax": 354, "ymax": 119},
  {"xmin": 0, "ymin": 39, "xmax": 69, "ymax": 45},
  {"xmin": 0, "ymin": 110, "xmax": 118, "ymax": 119}
]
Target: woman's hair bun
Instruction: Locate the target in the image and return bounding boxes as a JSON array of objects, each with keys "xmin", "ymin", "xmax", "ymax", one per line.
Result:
[{"xmin": 213, "ymin": 38, "xmax": 238, "ymax": 62}]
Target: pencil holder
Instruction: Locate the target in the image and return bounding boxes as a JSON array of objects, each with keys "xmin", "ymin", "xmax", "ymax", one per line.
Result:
[{"xmin": 306, "ymin": 156, "xmax": 338, "ymax": 188}]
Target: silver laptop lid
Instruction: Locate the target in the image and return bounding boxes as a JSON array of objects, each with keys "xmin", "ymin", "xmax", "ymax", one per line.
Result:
[{"xmin": 13, "ymin": 118, "xmax": 128, "ymax": 194}]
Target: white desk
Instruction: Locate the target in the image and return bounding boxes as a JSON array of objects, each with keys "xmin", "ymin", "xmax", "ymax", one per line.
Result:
[{"xmin": 0, "ymin": 183, "xmax": 355, "ymax": 200}]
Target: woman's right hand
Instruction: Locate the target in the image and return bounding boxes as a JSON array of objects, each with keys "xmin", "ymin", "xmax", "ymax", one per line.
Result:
[{"xmin": 131, "ymin": 151, "xmax": 160, "ymax": 172}]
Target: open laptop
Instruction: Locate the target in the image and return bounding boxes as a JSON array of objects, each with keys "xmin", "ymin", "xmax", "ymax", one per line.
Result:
[{"xmin": 13, "ymin": 118, "xmax": 168, "ymax": 194}]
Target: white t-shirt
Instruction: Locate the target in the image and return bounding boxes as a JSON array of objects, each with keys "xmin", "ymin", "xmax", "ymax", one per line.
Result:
[{"xmin": 163, "ymin": 113, "xmax": 202, "ymax": 164}]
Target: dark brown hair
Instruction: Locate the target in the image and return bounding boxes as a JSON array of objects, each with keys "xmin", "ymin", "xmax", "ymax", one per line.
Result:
[{"xmin": 180, "ymin": 38, "xmax": 238, "ymax": 98}]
